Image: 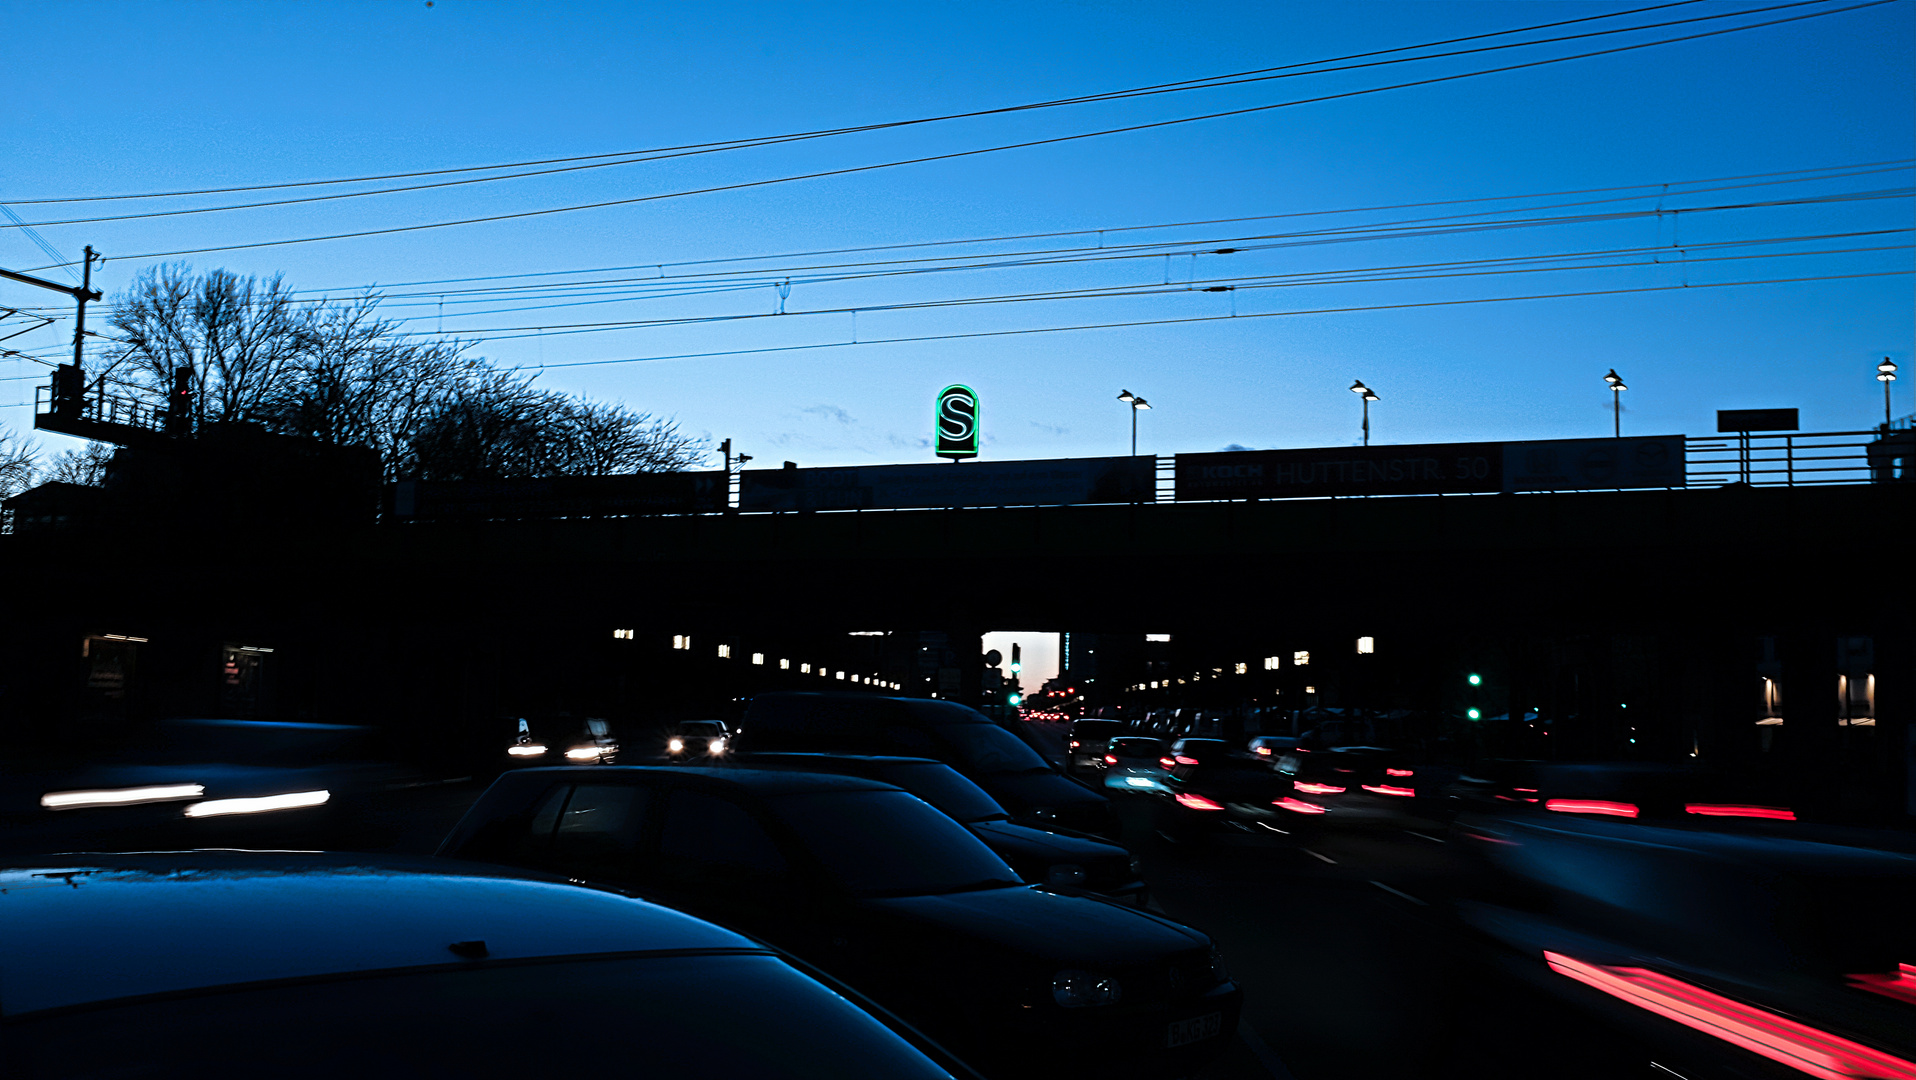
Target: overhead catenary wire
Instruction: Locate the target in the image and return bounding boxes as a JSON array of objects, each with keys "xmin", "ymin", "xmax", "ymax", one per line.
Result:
[
  {"xmin": 0, "ymin": 0, "xmax": 1721, "ymax": 207},
  {"xmin": 15, "ymin": 0, "xmax": 1894, "ymax": 270},
  {"xmin": 2, "ymin": 1, "xmax": 1833, "ymax": 230}
]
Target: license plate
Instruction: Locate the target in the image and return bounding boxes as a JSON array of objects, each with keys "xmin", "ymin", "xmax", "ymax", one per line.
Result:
[{"xmin": 1165, "ymin": 1012, "xmax": 1222, "ymax": 1048}]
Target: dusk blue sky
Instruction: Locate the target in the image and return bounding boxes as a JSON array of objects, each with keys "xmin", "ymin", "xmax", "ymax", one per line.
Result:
[{"xmin": 6, "ymin": 0, "xmax": 1911, "ymax": 472}]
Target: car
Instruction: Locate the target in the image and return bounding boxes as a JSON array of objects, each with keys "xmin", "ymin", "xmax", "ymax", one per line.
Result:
[
  {"xmin": 440, "ymin": 766, "xmax": 1241, "ymax": 1078},
  {"xmin": 734, "ymin": 692, "xmax": 1117, "ymax": 837},
  {"xmin": 1064, "ymin": 719, "xmax": 1128, "ymax": 775},
  {"xmin": 664, "ymin": 719, "xmax": 731, "ymax": 762},
  {"xmin": 0, "ymin": 850, "xmax": 967, "ymax": 1078},
  {"xmin": 1245, "ymin": 735, "xmax": 1298, "ymax": 767},
  {"xmin": 1101, "ymin": 735, "xmax": 1169, "ymax": 795},
  {"xmin": 1152, "ymin": 738, "xmax": 1286, "ymax": 843},
  {"xmin": 730, "ymin": 752, "xmax": 1149, "ymax": 904}
]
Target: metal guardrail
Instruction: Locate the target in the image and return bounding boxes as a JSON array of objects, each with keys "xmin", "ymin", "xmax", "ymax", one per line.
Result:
[
  {"xmin": 1683, "ymin": 429, "xmax": 1903, "ymax": 487},
  {"xmin": 33, "ymin": 381, "xmax": 173, "ymax": 440}
]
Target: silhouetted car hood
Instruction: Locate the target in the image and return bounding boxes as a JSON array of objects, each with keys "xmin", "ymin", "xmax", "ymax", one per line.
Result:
[
  {"xmin": 972, "ymin": 770, "xmax": 1108, "ymax": 820},
  {"xmin": 862, "ymin": 885, "xmax": 1203, "ymax": 965},
  {"xmin": 968, "ymin": 819, "xmax": 1126, "ymax": 864}
]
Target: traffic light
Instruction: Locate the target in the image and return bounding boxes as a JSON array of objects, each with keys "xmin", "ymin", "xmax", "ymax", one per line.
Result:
[
  {"xmin": 1467, "ymin": 673, "xmax": 1482, "ymax": 686},
  {"xmin": 1008, "ymin": 692, "xmax": 1023, "ymax": 708},
  {"xmin": 1467, "ymin": 708, "xmax": 1482, "ymax": 721},
  {"xmin": 1010, "ymin": 643, "xmax": 1022, "ymax": 674}
]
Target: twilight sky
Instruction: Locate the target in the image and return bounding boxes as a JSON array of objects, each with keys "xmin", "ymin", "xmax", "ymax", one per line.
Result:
[{"xmin": 4, "ymin": 0, "xmax": 1911, "ymax": 472}]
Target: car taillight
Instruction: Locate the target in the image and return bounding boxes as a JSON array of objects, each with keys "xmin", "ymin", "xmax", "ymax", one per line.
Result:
[
  {"xmin": 1386, "ymin": 767, "xmax": 1413, "ymax": 777},
  {"xmin": 1255, "ymin": 746, "xmax": 1273, "ymax": 755},
  {"xmin": 1273, "ymin": 797, "xmax": 1328, "ymax": 815},
  {"xmin": 1294, "ymin": 781, "xmax": 1345, "ymax": 795},
  {"xmin": 1545, "ymin": 799, "xmax": 1638, "ymax": 818},
  {"xmin": 1104, "ymin": 754, "xmax": 1118, "ymax": 765},
  {"xmin": 1363, "ymin": 784, "xmax": 1415, "ymax": 797},
  {"xmin": 1685, "ymin": 803, "xmax": 1795, "ymax": 820},
  {"xmin": 1175, "ymin": 793, "xmax": 1224, "ymax": 811},
  {"xmin": 1174, "ymin": 755, "xmax": 1201, "ymax": 766},
  {"xmin": 1158, "ymin": 756, "xmax": 1177, "ymax": 770},
  {"xmin": 1069, "ymin": 740, "xmax": 1080, "ymax": 749}
]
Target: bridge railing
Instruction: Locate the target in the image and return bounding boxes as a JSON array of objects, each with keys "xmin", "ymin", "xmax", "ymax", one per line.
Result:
[{"xmin": 1683, "ymin": 429, "xmax": 1899, "ymax": 488}]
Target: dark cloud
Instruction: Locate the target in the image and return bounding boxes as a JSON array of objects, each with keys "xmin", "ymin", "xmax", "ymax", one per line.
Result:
[{"xmin": 801, "ymin": 404, "xmax": 855, "ymax": 425}]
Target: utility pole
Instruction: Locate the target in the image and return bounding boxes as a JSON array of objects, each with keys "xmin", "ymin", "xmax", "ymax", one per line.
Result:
[{"xmin": 0, "ymin": 245, "xmax": 102, "ymax": 375}]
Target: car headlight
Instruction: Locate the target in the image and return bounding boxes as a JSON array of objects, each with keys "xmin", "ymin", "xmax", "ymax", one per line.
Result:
[
  {"xmin": 667, "ymin": 737, "xmax": 684, "ymax": 754},
  {"xmin": 1208, "ymin": 947, "xmax": 1231, "ymax": 985},
  {"xmin": 564, "ymin": 746, "xmax": 601, "ymax": 761},
  {"xmin": 1052, "ymin": 969, "xmax": 1122, "ymax": 1008},
  {"xmin": 1129, "ymin": 854, "xmax": 1143, "ymax": 876},
  {"xmin": 708, "ymin": 737, "xmax": 726, "ymax": 755},
  {"xmin": 507, "ymin": 743, "xmax": 547, "ymax": 757}
]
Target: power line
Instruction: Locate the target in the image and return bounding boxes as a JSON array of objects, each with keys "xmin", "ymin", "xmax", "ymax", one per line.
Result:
[
  {"xmin": 22, "ymin": 0, "xmax": 1892, "ymax": 269},
  {"xmin": 2, "ymin": 0, "xmax": 1715, "ymax": 208},
  {"xmin": 513, "ymin": 270, "xmax": 1913, "ymax": 371}
]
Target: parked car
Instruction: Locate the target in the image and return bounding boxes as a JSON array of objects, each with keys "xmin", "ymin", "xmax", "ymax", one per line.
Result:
[
  {"xmin": 730, "ymin": 752, "xmax": 1148, "ymax": 905},
  {"xmin": 1064, "ymin": 719, "xmax": 1128, "ymax": 775},
  {"xmin": 440, "ymin": 766, "xmax": 1241, "ymax": 1078},
  {"xmin": 734, "ymin": 692, "xmax": 1117, "ymax": 837},
  {"xmin": 0, "ymin": 850, "xmax": 965, "ymax": 1079}
]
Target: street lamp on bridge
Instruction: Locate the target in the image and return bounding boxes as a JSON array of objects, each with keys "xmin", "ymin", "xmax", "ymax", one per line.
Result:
[
  {"xmin": 1878, "ymin": 357, "xmax": 1898, "ymax": 429},
  {"xmin": 1349, "ymin": 380, "xmax": 1378, "ymax": 446},
  {"xmin": 1118, "ymin": 389, "xmax": 1151, "ymax": 456},
  {"xmin": 1604, "ymin": 369, "xmax": 1627, "ymax": 437}
]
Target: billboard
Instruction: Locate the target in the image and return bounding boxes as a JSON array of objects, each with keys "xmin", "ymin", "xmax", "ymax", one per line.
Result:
[
  {"xmin": 390, "ymin": 472, "xmax": 728, "ymax": 520},
  {"xmin": 1175, "ymin": 443, "xmax": 1503, "ymax": 501},
  {"xmin": 739, "ymin": 456, "xmax": 1152, "ymax": 512},
  {"xmin": 1500, "ymin": 435, "xmax": 1685, "ymax": 492}
]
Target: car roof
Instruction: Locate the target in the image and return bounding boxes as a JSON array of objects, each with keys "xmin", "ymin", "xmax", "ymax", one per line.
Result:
[
  {"xmin": 507, "ymin": 764, "xmax": 898, "ymax": 797},
  {"xmin": 0, "ymin": 851, "xmax": 757, "ymax": 1018}
]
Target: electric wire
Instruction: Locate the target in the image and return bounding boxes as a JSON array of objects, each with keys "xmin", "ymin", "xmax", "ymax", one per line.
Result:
[{"xmin": 18, "ymin": 0, "xmax": 1892, "ymax": 269}]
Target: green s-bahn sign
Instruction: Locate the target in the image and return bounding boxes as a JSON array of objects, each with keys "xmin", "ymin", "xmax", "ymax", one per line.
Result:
[{"xmin": 935, "ymin": 384, "xmax": 979, "ymax": 460}]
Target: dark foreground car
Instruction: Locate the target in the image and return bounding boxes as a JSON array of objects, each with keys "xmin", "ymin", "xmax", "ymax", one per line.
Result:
[
  {"xmin": 0, "ymin": 851, "xmax": 962, "ymax": 1079},
  {"xmin": 732, "ymin": 752, "xmax": 1148, "ymax": 904},
  {"xmin": 735, "ymin": 692, "xmax": 1117, "ymax": 837},
  {"xmin": 441, "ymin": 766, "xmax": 1241, "ymax": 1079}
]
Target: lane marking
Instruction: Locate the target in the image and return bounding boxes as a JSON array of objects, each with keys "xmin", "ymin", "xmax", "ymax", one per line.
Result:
[
  {"xmin": 1650, "ymin": 1064, "xmax": 1692, "ymax": 1080},
  {"xmin": 1370, "ymin": 880, "xmax": 1428, "ymax": 906},
  {"xmin": 1302, "ymin": 848, "xmax": 1336, "ymax": 864},
  {"xmin": 1405, "ymin": 829, "xmax": 1446, "ymax": 844},
  {"xmin": 1257, "ymin": 822, "xmax": 1290, "ymax": 835},
  {"xmin": 1240, "ymin": 1022, "xmax": 1301, "ymax": 1080}
]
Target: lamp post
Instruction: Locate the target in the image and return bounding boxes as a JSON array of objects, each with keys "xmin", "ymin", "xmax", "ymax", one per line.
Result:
[
  {"xmin": 1117, "ymin": 389, "xmax": 1151, "ymax": 455},
  {"xmin": 1604, "ymin": 369, "xmax": 1627, "ymax": 438},
  {"xmin": 1349, "ymin": 380, "xmax": 1378, "ymax": 446},
  {"xmin": 1878, "ymin": 357, "xmax": 1898, "ymax": 429}
]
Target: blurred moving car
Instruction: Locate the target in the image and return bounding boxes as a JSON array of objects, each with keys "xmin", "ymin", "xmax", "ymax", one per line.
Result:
[
  {"xmin": 664, "ymin": 719, "xmax": 731, "ymax": 762},
  {"xmin": 1245, "ymin": 735, "xmax": 1298, "ymax": 767},
  {"xmin": 1102, "ymin": 736, "xmax": 1169, "ymax": 795},
  {"xmin": 730, "ymin": 752, "xmax": 1148, "ymax": 905},
  {"xmin": 734, "ymin": 692, "xmax": 1117, "ymax": 837},
  {"xmin": 1064, "ymin": 719, "xmax": 1127, "ymax": 775},
  {"xmin": 441, "ymin": 766, "xmax": 1240, "ymax": 1078},
  {"xmin": 1447, "ymin": 779, "xmax": 1916, "ymax": 1079},
  {"xmin": 17, "ymin": 718, "xmax": 418, "ymax": 853},
  {"xmin": 1263, "ymin": 745, "xmax": 1423, "ymax": 826},
  {"xmin": 1151, "ymin": 738, "xmax": 1283, "ymax": 843},
  {"xmin": 0, "ymin": 850, "xmax": 964, "ymax": 1079}
]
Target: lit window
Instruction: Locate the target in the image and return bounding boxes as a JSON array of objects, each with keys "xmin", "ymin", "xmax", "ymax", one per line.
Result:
[
  {"xmin": 673, "ymin": 635, "xmax": 690, "ymax": 650},
  {"xmin": 1146, "ymin": 633, "xmax": 1171, "ymax": 643},
  {"xmin": 800, "ymin": 663, "xmax": 811, "ymax": 674},
  {"xmin": 1235, "ymin": 662, "xmax": 1247, "ymax": 675},
  {"xmin": 1305, "ymin": 685, "xmax": 1316, "ymax": 694},
  {"xmin": 1294, "ymin": 651, "xmax": 1311, "ymax": 666},
  {"xmin": 1357, "ymin": 637, "xmax": 1374, "ymax": 655},
  {"xmin": 612, "ymin": 629, "xmax": 634, "ymax": 640},
  {"xmin": 717, "ymin": 644, "xmax": 732, "ymax": 659},
  {"xmin": 752, "ymin": 652, "xmax": 764, "ymax": 665},
  {"xmin": 780, "ymin": 658, "xmax": 790, "ymax": 670},
  {"xmin": 1264, "ymin": 656, "xmax": 1280, "ymax": 670},
  {"xmin": 835, "ymin": 670, "xmax": 846, "ymax": 680}
]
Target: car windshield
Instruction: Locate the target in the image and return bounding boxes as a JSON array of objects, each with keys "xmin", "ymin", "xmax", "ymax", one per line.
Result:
[
  {"xmin": 933, "ymin": 723, "xmax": 1051, "ymax": 775},
  {"xmin": 13, "ymin": 954, "xmax": 955, "ymax": 1079},
  {"xmin": 877, "ymin": 762, "xmax": 1008, "ymax": 823},
  {"xmin": 770, "ymin": 790, "xmax": 1023, "ymax": 897}
]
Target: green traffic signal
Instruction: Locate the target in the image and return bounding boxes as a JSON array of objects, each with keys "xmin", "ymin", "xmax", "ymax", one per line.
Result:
[
  {"xmin": 1008, "ymin": 693, "xmax": 1023, "ymax": 707},
  {"xmin": 1467, "ymin": 673, "xmax": 1482, "ymax": 686},
  {"xmin": 1467, "ymin": 707, "xmax": 1482, "ymax": 720}
]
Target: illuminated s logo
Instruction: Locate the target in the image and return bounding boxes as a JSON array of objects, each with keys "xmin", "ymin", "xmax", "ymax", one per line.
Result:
[{"xmin": 935, "ymin": 384, "xmax": 979, "ymax": 459}]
